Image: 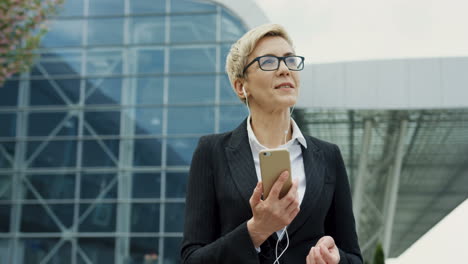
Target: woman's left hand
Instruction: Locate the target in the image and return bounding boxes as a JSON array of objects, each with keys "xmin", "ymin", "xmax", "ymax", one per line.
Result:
[{"xmin": 306, "ymin": 236, "xmax": 340, "ymax": 264}]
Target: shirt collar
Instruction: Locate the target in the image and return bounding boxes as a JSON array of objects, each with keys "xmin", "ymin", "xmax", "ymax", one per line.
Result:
[{"xmin": 246, "ymin": 115, "xmax": 307, "ymax": 151}]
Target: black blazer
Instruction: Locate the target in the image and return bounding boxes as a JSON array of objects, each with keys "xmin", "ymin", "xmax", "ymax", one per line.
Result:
[{"xmin": 181, "ymin": 119, "xmax": 362, "ymax": 264}]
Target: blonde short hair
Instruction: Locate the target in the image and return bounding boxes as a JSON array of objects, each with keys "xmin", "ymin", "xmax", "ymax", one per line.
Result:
[{"xmin": 225, "ymin": 23, "xmax": 294, "ymax": 102}]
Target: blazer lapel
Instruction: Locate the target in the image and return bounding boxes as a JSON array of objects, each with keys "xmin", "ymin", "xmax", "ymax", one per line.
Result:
[
  {"xmin": 287, "ymin": 137, "xmax": 326, "ymax": 236},
  {"xmin": 225, "ymin": 119, "xmax": 259, "ymax": 209}
]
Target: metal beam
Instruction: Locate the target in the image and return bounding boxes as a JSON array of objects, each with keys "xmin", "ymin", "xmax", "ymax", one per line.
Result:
[
  {"xmin": 382, "ymin": 119, "xmax": 408, "ymax": 255},
  {"xmin": 352, "ymin": 119, "xmax": 372, "ymax": 231}
]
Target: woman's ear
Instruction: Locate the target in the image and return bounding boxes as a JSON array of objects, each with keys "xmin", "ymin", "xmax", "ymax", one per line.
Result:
[{"xmin": 233, "ymin": 79, "xmax": 246, "ymax": 100}]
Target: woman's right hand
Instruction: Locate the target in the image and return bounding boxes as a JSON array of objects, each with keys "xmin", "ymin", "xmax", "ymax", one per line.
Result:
[{"xmin": 247, "ymin": 171, "xmax": 300, "ymax": 248}]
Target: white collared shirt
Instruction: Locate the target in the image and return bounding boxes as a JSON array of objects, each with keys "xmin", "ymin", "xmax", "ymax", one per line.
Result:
[{"xmin": 246, "ymin": 116, "xmax": 307, "ymax": 240}]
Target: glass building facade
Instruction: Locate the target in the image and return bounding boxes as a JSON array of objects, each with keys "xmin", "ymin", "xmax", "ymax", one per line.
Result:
[{"xmin": 0, "ymin": 0, "xmax": 247, "ymax": 263}]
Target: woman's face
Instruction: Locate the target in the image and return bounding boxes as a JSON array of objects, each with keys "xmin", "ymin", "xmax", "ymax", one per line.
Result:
[{"xmin": 243, "ymin": 36, "xmax": 300, "ymax": 111}]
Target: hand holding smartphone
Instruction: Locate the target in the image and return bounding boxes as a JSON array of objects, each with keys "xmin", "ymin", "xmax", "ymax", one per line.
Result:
[{"xmin": 259, "ymin": 149, "xmax": 292, "ymax": 199}]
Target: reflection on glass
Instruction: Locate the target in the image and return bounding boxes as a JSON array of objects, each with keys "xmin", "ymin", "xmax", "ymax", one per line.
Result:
[
  {"xmin": 130, "ymin": 237, "xmax": 160, "ymax": 263},
  {"xmin": 79, "ymin": 203, "xmax": 116, "ymax": 232},
  {"xmin": 22, "ymin": 238, "xmax": 69, "ymax": 263},
  {"xmin": 41, "ymin": 19, "xmax": 83, "ymax": 47},
  {"xmin": 168, "ymin": 106, "xmax": 214, "ymax": 134},
  {"xmin": 0, "ymin": 176, "xmax": 11, "ymax": 200},
  {"xmin": 171, "ymin": 0, "xmax": 216, "ymax": 12},
  {"xmin": 89, "ymin": 0, "xmax": 124, "ymax": 16},
  {"xmin": 85, "ymin": 78, "xmax": 122, "ymax": 105},
  {"xmin": 25, "ymin": 174, "xmax": 75, "ymax": 200},
  {"xmin": 79, "ymin": 238, "xmax": 115, "ymax": 263},
  {"xmin": 0, "ymin": 143, "xmax": 14, "ymax": 169},
  {"xmin": 28, "ymin": 112, "xmax": 76, "ymax": 137},
  {"xmin": 220, "ymin": 75, "xmax": 239, "ymax": 102},
  {"xmin": 220, "ymin": 105, "xmax": 248, "ymax": 132},
  {"xmin": 87, "ymin": 50, "xmax": 123, "ymax": 75},
  {"xmin": 170, "ymin": 47, "xmax": 216, "ymax": 73},
  {"xmin": 131, "ymin": 203, "xmax": 160, "ymax": 232},
  {"xmin": 136, "ymin": 77, "xmax": 164, "ymax": 105},
  {"xmin": 82, "ymin": 139, "xmax": 120, "ymax": 167},
  {"xmin": 58, "ymin": 0, "xmax": 83, "ymax": 17},
  {"xmin": 133, "ymin": 139, "xmax": 162, "ymax": 166},
  {"xmin": 0, "ymin": 205, "xmax": 11, "ymax": 232},
  {"xmin": 30, "ymin": 79, "xmax": 80, "ymax": 106},
  {"xmin": 0, "ymin": 80, "xmax": 19, "ymax": 106},
  {"xmin": 221, "ymin": 10, "xmax": 245, "ymax": 41},
  {"xmin": 81, "ymin": 173, "xmax": 117, "ymax": 200},
  {"xmin": 134, "ymin": 108, "xmax": 163, "ymax": 135},
  {"xmin": 166, "ymin": 137, "xmax": 199, "ymax": 166},
  {"xmin": 166, "ymin": 172, "xmax": 188, "ymax": 198},
  {"xmin": 0, "ymin": 113, "xmax": 16, "ymax": 137},
  {"xmin": 131, "ymin": 17, "xmax": 165, "ymax": 44},
  {"xmin": 164, "ymin": 237, "xmax": 183, "ymax": 264},
  {"xmin": 88, "ymin": 18, "xmax": 124, "ymax": 46},
  {"xmin": 135, "ymin": 49, "xmax": 165, "ymax": 74},
  {"xmin": 21, "ymin": 204, "xmax": 67, "ymax": 232},
  {"xmin": 169, "ymin": 75, "xmax": 215, "ymax": 104},
  {"xmin": 27, "ymin": 140, "xmax": 77, "ymax": 168},
  {"xmin": 84, "ymin": 111, "xmax": 121, "ymax": 135},
  {"xmin": 170, "ymin": 14, "xmax": 216, "ymax": 43},
  {"xmin": 165, "ymin": 203, "xmax": 185, "ymax": 232},
  {"xmin": 36, "ymin": 52, "xmax": 82, "ymax": 76},
  {"xmin": 132, "ymin": 173, "xmax": 161, "ymax": 198},
  {"xmin": 131, "ymin": 0, "xmax": 165, "ymax": 14}
]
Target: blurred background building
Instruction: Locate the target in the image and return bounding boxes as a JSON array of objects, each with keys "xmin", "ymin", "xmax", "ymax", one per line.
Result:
[{"xmin": 0, "ymin": 0, "xmax": 467, "ymax": 263}]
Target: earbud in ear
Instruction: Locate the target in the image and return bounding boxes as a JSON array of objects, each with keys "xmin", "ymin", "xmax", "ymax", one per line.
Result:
[{"xmin": 242, "ymin": 86, "xmax": 247, "ymax": 98}]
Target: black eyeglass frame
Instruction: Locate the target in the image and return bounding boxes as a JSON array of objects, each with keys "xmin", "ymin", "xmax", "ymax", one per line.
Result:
[{"xmin": 242, "ymin": 55, "xmax": 305, "ymax": 74}]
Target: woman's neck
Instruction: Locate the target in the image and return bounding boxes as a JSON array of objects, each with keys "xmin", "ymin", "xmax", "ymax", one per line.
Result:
[{"xmin": 249, "ymin": 108, "xmax": 292, "ymax": 149}]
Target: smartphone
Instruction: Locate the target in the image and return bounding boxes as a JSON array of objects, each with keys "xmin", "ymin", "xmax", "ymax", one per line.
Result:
[{"xmin": 259, "ymin": 149, "xmax": 292, "ymax": 199}]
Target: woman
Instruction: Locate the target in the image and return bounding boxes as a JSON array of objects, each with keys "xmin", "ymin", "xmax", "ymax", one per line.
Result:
[{"xmin": 181, "ymin": 24, "xmax": 362, "ymax": 264}]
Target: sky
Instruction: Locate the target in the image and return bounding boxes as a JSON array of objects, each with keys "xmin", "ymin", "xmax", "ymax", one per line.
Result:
[
  {"xmin": 255, "ymin": 0, "xmax": 468, "ymax": 64},
  {"xmin": 252, "ymin": 0, "xmax": 468, "ymax": 262}
]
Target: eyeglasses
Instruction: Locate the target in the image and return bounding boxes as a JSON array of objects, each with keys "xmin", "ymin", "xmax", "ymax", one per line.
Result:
[{"xmin": 243, "ymin": 55, "xmax": 305, "ymax": 74}]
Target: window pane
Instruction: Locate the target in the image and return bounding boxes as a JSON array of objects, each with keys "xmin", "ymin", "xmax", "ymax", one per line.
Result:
[
  {"xmin": 0, "ymin": 143, "xmax": 14, "ymax": 169},
  {"xmin": 87, "ymin": 50, "xmax": 123, "ymax": 75},
  {"xmin": 0, "ymin": 176, "xmax": 11, "ymax": 200},
  {"xmin": 164, "ymin": 237, "xmax": 183, "ymax": 264},
  {"xmin": 89, "ymin": 0, "xmax": 124, "ymax": 15},
  {"xmin": 131, "ymin": 203, "xmax": 160, "ymax": 232},
  {"xmin": 134, "ymin": 108, "xmax": 163, "ymax": 135},
  {"xmin": 79, "ymin": 203, "xmax": 116, "ymax": 232},
  {"xmin": 30, "ymin": 79, "xmax": 80, "ymax": 106},
  {"xmin": 170, "ymin": 47, "xmax": 216, "ymax": 73},
  {"xmin": 25, "ymin": 174, "xmax": 75, "ymax": 200},
  {"xmin": 0, "ymin": 205, "xmax": 10, "ymax": 232},
  {"xmin": 82, "ymin": 140, "xmax": 120, "ymax": 167},
  {"xmin": 84, "ymin": 111, "xmax": 121, "ymax": 136},
  {"xmin": 0, "ymin": 79, "xmax": 19, "ymax": 107},
  {"xmin": 85, "ymin": 78, "xmax": 122, "ymax": 105},
  {"xmin": 135, "ymin": 49, "xmax": 164, "ymax": 74},
  {"xmin": 136, "ymin": 77, "xmax": 164, "ymax": 105},
  {"xmin": 88, "ymin": 18, "xmax": 124, "ymax": 46},
  {"xmin": 21, "ymin": 204, "xmax": 73, "ymax": 232},
  {"xmin": 167, "ymin": 106, "xmax": 214, "ymax": 134},
  {"xmin": 130, "ymin": 0, "xmax": 165, "ymax": 14},
  {"xmin": 81, "ymin": 173, "xmax": 117, "ymax": 200},
  {"xmin": 166, "ymin": 172, "xmax": 188, "ymax": 198},
  {"xmin": 133, "ymin": 139, "xmax": 162, "ymax": 166},
  {"xmin": 35, "ymin": 51, "xmax": 82, "ymax": 76},
  {"xmin": 130, "ymin": 238, "xmax": 159, "ymax": 263},
  {"xmin": 28, "ymin": 113, "xmax": 77, "ymax": 137},
  {"xmin": 22, "ymin": 239, "xmax": 68, "ymax": 263},
  {"xmin": 59, "ymin": 0, "xmax": 83, "ymax": 17},
  {"xmin": 130, "ymin": 17, "xmax": 165, "ymax": 44},
  {"xmin": 220, "ymin": 75, "xmax": 238, "ymax": 102},
  {"xmin": 27, "ymin": 140, "xmax": 77, "ymax": 168},
  {"xmin": 169, "ymin": 75, "xmax": 215, "ymax": 104},
  {"xmin": 132, "ymin": 173, "xmax": 161, "ymax": 198},
  {"xmin": 171, "ymin": 0, "xmax": 216, "ymax": 12},
  {"xmin": 0, "ymin": 113, "xmax": 16, "ymax": 137},
  {"xmin": 165, "ymin": 203, "xmax": 185, "ymax": 232},
  {"xmin": 221, "ymin": 10, "xmax": 246, "ymax": 41},
  {"xmin": 220, "ymin": 105, "xmax": 248, "ymax": 132},
  {"xmin": 170, "ymin": 14, "xmax": 216, "ymax": 43},
  {"xmin": 166, "ymin": 137, "xmax": 199, "ymax": 166},
  {"xmin": 41, "ymin": 19, "xmax": 83, "ymax": 47},
  {"xmin": 79, "ymin": 238, "xmax": 115, "ymax": 263}
]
